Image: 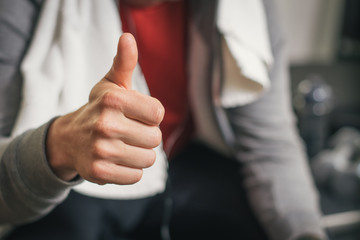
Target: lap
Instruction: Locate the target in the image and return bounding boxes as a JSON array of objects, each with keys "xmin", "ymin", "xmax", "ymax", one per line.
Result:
[
  {"xmin": 6, "ymin": 142, "xmax": 267, "ymax": 240},
  {"xmin": 168, "ymin": 142, "xmax": 268, "ymax": 240}
]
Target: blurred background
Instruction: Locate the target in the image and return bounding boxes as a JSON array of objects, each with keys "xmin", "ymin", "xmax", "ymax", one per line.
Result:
[{"xmin": 274, "ymin": 0, "xmax": 360, "ymax": 239}]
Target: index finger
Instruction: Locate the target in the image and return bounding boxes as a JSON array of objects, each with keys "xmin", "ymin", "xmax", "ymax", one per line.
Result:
[{"xmin": 112, "ymin": 89, "xmax": 165, "ymax": 126}]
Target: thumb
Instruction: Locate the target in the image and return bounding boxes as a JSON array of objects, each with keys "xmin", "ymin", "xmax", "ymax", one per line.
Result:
[{"xmin": 105, "ymin": 33, "xmax": 138, "ymax": 89}]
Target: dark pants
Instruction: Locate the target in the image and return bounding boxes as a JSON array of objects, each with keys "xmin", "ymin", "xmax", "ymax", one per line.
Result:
[{"xmin": 6, "ymin": 142, "xmax": 268, "ymax": 240}]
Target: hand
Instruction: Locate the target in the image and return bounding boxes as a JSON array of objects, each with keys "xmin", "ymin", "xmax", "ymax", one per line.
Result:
[{"xmin": 46, "ymin": 33, "xmax": 165, "ymax": 185}]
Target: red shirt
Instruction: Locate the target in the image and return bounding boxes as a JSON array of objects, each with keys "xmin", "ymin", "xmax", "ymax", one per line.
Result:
[{"xmin": 120, "ymin": 1, "xmax": 193, "ymax": 158}]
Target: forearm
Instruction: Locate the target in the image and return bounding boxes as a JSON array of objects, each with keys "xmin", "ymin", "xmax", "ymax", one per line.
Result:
[
  {"xmin": 0, "ymin": 120, "xmax": 81, "ymax": 225},
  {"xmin": 225, "ymin": 0, "xmax": 326, "ymax": 235},
  {"xmin": 226, "ymin": 96, "xmax": 326, "ymax": 239},
  {"xmin": 236, "ymin": 128, "xmax": 325, "ymax": 240}
]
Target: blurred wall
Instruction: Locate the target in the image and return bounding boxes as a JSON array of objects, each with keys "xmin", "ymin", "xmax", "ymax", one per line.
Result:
[{"xmin": 273, "ymin": 0, "xmax": 344, "ymax": 65}]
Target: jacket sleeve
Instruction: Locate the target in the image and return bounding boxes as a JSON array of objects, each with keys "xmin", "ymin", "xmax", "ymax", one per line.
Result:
[
  {"xmin": 0, "ymin": 0, "xmax": 80, "ymax": 225},
  {"xmin": 0, "ymin": 122, "xmax": 81, "ymax": 225},
  {"xmin": 225, "ymin": 1, "xmax": 326, "ymax": 239}
]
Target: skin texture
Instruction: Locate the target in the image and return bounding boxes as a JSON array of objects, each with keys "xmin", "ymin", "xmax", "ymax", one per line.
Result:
[{"xmin": 46, "ymin": 33, "xmax": 165, "ymax": 185}]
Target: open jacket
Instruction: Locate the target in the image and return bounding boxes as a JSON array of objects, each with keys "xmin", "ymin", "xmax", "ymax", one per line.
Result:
[{"xmin": 0, "ymin": 0, "xmax": 325, "ymax": 239}]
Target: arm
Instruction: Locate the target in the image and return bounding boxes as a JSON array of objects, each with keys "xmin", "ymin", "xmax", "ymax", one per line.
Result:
[
  {"xmin": 0, "ymin": 0, "xmax": 164, "ymax": 224},
  {"xmin": 0, "ymin": 0, "xmax": 71, "ymax": 225},
  {"xmin": 0, "ymin": 0, "xmax": 79, "ymax": 224},
  {"xmin": 226, "ymin": 1, "xmax": 326, "ymax": 239},
  {"xmin": 0, "ymin": 122, "xmax": 81, "ymax": 224},
  {"xmin": 1, "ymin": 34, "xmax": 165, "ymax": 224}
]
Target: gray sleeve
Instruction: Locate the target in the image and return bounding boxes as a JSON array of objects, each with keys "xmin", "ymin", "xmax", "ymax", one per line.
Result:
[
  {"xmin": 0, "ymin": 121, "xmax": 81, "ymax": 225},
  {"xmin": 225, "ymin": 1, "xmax": 326, "ymax": 239},
  {"xmin": 0, "ymin": 0, "xmax": 81, "ymax": 225}
]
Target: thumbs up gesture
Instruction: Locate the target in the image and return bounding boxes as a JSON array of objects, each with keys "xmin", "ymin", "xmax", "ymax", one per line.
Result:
[{"xmin": 46, "ymin": 33, "xmax": 165, "ymax": 185}]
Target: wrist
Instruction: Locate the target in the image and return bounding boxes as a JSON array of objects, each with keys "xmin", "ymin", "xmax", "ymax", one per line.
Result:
[{"xmin": 46, "ymin": 115, "xmax": 78, "ymax": 181}]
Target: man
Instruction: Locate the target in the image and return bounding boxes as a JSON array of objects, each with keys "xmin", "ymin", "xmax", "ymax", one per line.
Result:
[{"xmin": 0, "ymin": 0, "xmax": 326, "ymax": 239}]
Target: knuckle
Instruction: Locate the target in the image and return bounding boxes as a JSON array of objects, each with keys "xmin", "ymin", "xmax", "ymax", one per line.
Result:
[
  {"xmin": 93, "ymin": 119, "xmax": 106, "ymax": 135},
  {"xmin": 98, "ymin": 90, "xmax": 128, "ymax": 111},
  {"xmin": 114, "ymin": 91, "xmax": 129, "ymax": 110},
  {"xmin": 91, "ymin": 140, "xmax": 108, "ymax": 159},
  {"xmin": 99, "ymin": 91, "xmax": 118, "ymax": 108},
  {"xmin": 88, "ymin": 161, "xmax": 107, "ymax": 182},
  {"xmin": 93, "ymin": 116, "xmax": 113, "ymax": 137}
]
